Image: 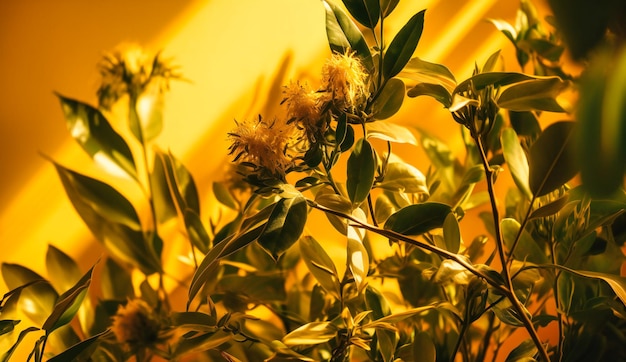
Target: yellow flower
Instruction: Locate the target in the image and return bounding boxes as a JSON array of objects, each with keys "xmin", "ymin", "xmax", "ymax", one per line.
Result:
[
  {"xmin": 320, "ymin": 51, "xmax": 369, "ymax": 111},
  {"xmin": 97, "ymin": 43, "xmax": 178, "ymax": 109},
  {"xmin": 111, "ymin": 299, "xmax": 161, "ymax": 349},
  {"xmin": 282, "ymin": 81, "xmax": 325, "ymax": 143},
  {"xmin": 228, "ymin": 116, "xmax": 294, "ymax": 178}
]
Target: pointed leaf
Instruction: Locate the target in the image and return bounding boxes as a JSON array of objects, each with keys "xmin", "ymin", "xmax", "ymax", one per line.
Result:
[
  {"xmin": 401, "ymin": 57, "xmax": 456, "ymax": 92},
  {"xmin": 300, "ymin": 236, "xmax": 341, "ymax": 299},
  {"xmin": 442, "ymin": 213, "xmax": 461, "ymax": 253},
  {"xmin": 57, "ymin": 94, "xmax": 136, "ymax": 178},
  {"xmin": 378, "ymin": 162, "xmax": 428, "ymax": 194},
  {"xmin": 46, "ymin": 245, "xmax": 82, "ymax": 293},
  {"xmin": 42, "ymin": 263, "xmax": 96, "ymax": 333},
  {"xmin": 454, "ymin": 72, "xmax": 542, "ymax": 93},
  {"xmin": 52, "ymin": 162, "xmax": 161, "ymax": 274},
  {"xmin": 529, "ymin": 195, "xmax": 569, "ymax": 220},
  {"xmin": 347, "ymin": 138, "xmax": 376, "ymax": 205},
  {"xmin": 383, "ymin": 10, "xmax": 426, "ymax": 79},
  {"xmin": 342, "ymin": 0, "xmax": 380, "ymax": 29},
  {"xmin": 282, "ymin": 322, "xmax": 338, "ymax": 346},
  {"xmin": 497, "ymin": 77, "xmax": 568, "ymax": 112},
  {"xmin": 380, "ymin": 0, "xmax": 399, "ymax": 18},
  {"xmin": 528, "ymin": 121, "xmax": 578, "ymax": 196},
  {"xmin": 1, "ymin": 264, "xmax": 57, "ymax": 325},
  {"xmin": 407, "ymin": 83, "xmax": 452, "ymax": 108},
  {"xmin": 384, "ymin": 202, "xmax": 452, "ymax": 236},
  {"xmin": 501, "ymin": 218, "xmax": 548, "ymax": 264},
  {"xmin": 258, "ymin": 194, "xmax": 308, "ymax": 260},
  {"xmin": 486, "ymin": 18, "xmax": 517, "ymax": 44},
  {"xmin": 155, "ymin": 149, "xmax": 201, "ymax": 216},
  {"xmin": 323, "ymin": 0, "xmax": 373, "ymax": 70},
  {"xmin": 501, "ymin": 128, "xmax": 532, "ymax": 199},
  {"xmin": 347, "ymin": 210, "xmax": 369, "ymax": 292},
  {"xmin": 47, "ymin": 329, "xmax": 108, "ymax": 362},
  {"xmin": 371, "ymin": 78, "xmax": 405, "ymax": 120},
  {"xmin": 52, "ymin": 162, "xmax": 141, "ymax": 231},
  {"xmin": 184, "ymin": 210, "xmax": 211, "ymax": 254},
  {"xmin": 367, "ymin": 121, "xmax": 417, "ymax": 145}
]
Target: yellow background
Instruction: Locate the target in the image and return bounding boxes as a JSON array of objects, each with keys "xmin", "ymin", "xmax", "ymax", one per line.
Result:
[{"xmin": 0, "ymin": 0, "xmax": 559, "ymax": 359}]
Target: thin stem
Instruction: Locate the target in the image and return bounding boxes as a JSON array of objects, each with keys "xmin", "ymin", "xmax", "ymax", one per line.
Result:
[
  {"xmin": 474, "ymin": 135, "xmax": 549, "ymax": 362},
  {"xmin": 550, "ymin": 238, "xmax": 565, "ymax": 362},
  {"xmin": 506, "ymin": 194, "xmax": 537, "ymax": 266},
  {"xmin": 452, "ymin": 321, "xmax": 470, "ymax": 362},
  {"xmin": 475, "ymin": 312, "xmax": 496, "ymax": 362}
]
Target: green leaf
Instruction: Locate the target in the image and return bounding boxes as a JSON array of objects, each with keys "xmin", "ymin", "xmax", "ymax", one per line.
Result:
[
  {"xmin": 380, "ymin": 0, "xmax": 399, "ymax": 18},
  {"xmin": 212, "ymin": 182, "xmax": 238, "ymax": 210},
  {"xmin": 497, "ymin": 77, "xmax": 568, "ymax": 112},
  {"xmin": 42, "ymin": 263, "xmax": 96, "ymax": 333},
  {"xmin": 342, "ymin": 0, "xmax": 380, "ymax": 29},
  {"xmin": 282, "ymin": 322, "xmax": 338, "ymax": 346},
  {"xmin": 47, "ymin": 329, "xmax": 108, "ymax": 362},
  {"xmin": 454, "ymin": 72, "xmax": 541, "ymax": 93},
  {"xmin": 258, "ymin": 194, "xmax": 308, "ymax": 260},
  {"xmin": 505, "ymin": 338, "xmax": 537, "ymax": 362},
  {"xmin": 442, "ymin": 213, "xmax": 461, "ymax": 253},
  {"xmin": 577, "ymin": 47, "xmax": 626, "ymax": 197},
  {"xmin": 300, "ymin": 236, "xmax": 341, "ymax": 299},
  {"xmin": 509, "ymin": 111, "xmax": 541, "ymax": 141},
  {"xmin": 46, "ymin": 245, "xmax": 82, "ymax": 293},
  {"xmin": 501, "ymin": 218, "xmax": 548, "ymax": 264},
  {"xmin": 155, "ymin": 149, "xmax": 201, "ymax": 217},
  {"xmin": 0, "ymin": 320, "xmax": 20, "ymax": 336},
  {"xmin": 52, "ymin": 162, "xmax": 141, "ymax": 231},
  {"xmin": 363, "ymin": 305, "xmax": 436, "ymax": 327},
  {"xmin": 383, "ymin": 10, "xmax": 426, "ymax": 79},
  {"xmin": 528, "ymin": 195, "xmax": 569, "ymax": 220},
  {"xmin": 101, "ymin": 258, "xmax": 134, "ymax": 301},
  {"xmin": 541, "ymin": 264, "xmax": 626, "ymax": 307},
  {"xmin": 1, "ymin": 264, "xmax": 57, "ymax": 325},
  {"xmin": 378, "ymin": 162, "xmax": 428, "ymax": 194},
  {"xmin": 528, "ymin": 121, "xmax": 578, "ymax": 196},
  {"xmin": 323, "ymin": 0, "xmax": 373, "ymax": 70},
  {"xmin": 56, "ymin": 94, "xmax": 136, "ymax": 179},
  {"xmin": 188, "ymin": 216, "xmax": 268, "ymax": 306},
  {"xmin": 501, "ymin": 128, "xmax": 532, "ymax": 199},
  {"xmin": 482, "ymin": 50, "xmax": 502, "ymax": 73},
  {"xmin": 413, "ymin": 331, "xmax": 436, "ymax": 362},
  {"xmin": 371, "ymin": 78, "xmax": 405, "ymax": 119},
  {"xmin": 173, "ymin": 330, "xmax": 232, "ymax": 357},
  {"xmin": 401, "ymin": 57, "xmax": 456, "ymax": 92},
  {"xmin": 347, "ymin": 138, "xmax": 376, "ymax": 205},
  {"xmin": 486, "ymin": 18, "xmax": 517, "ymax": 44},
  {"xmin": 367, "ymin": 121, "xmax": 417, "ymax": 145},
  {"xmin": 52, "ymin": 162, "xmax": 161, "ymax": 274},
  {"xmin": 183, "ymin": 210, "xmax": 211, "ymax": 254},
  {"xmin": 347, "ymin": 231, "xmax": 369, "ymax": 292},
  {"xmin": 384, "ymin": 202, "xmax": 452, "ymax": 236},
  {"xmin": 407, "ymin": 83, "xmax": 452, "ymax": 108}
]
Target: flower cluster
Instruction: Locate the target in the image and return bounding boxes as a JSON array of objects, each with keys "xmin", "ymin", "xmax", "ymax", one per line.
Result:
[
  {"xmin": 111, "ymin": 299, "xmax": 164, "ymax": 351},
  {"xmin": 228, "ymin": 116, "xmax": 295, "ymax": 180},
  {"xmin": 97, "ymin": 44, "xmax": 179, "ymax": 109},
  {"xmin": 229, "ymin": 51, "xmax": 370, "ymax": 182}
]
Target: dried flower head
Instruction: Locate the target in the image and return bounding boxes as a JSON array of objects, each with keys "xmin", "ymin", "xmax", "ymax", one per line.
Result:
[
  {"xmin": 97, "ymin": 44, "xmax": 179, "ymax": 109},
  {"xmin": 320, "ymin": 51, "xmax": 369, "ymax": 111},
  {"xmin": 111, "ymin": 299, "xmax": 162, "ymax": 349},
  {"xmin": 228, "ymin": 116, "xmax": 294, "ymax": 178},
  {"xmin": 282, "ymin": 81, "xmax": 326, "ymax": 143}
]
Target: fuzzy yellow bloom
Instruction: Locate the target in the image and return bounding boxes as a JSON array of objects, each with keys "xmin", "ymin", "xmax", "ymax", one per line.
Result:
[
  {"xmin": 97, "ymin": 44, "xmax": 178, "ymax": 109},
  {"xmin": 111, "ymin": 299, "xmax": 161, "ymax": 349},
  {"xmin": 228, "ymin": 116, "xmax": 294, "ymax": 178},
  {"xmin": 282, "ymin": 81, "xmax": 325, "ymax": 143},
  {"xmin": 320, "ymin": 51, "xmax": 369, "ymax": 111}
]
